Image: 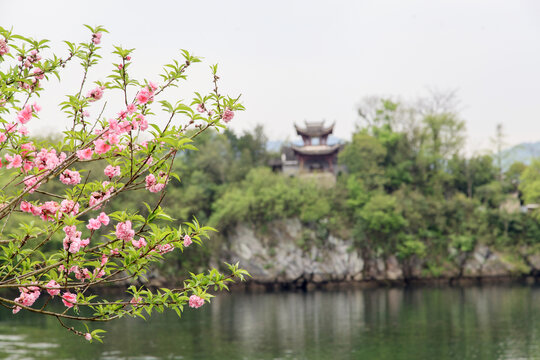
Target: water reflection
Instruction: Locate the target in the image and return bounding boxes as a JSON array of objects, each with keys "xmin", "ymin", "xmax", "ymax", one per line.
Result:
[{"xmin": 1, "ymin": 285, "xmax": 540, "ymax": 359}]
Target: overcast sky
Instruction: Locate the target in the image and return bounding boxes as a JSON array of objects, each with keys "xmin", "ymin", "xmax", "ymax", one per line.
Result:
[{"xmin": 2, "ymin": 0, "xmax": 540, "ymax": 154}]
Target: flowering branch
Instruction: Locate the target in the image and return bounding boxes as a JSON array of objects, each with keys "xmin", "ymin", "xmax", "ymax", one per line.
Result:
[{"xmin": 0, "ymin": 25, "xmax": 248, "ymax": 343}]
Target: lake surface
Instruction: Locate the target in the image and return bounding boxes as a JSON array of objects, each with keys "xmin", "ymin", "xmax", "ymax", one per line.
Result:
[{"xmin": 1, "ymin": 284, "xmax": 540, "ymax": 359}]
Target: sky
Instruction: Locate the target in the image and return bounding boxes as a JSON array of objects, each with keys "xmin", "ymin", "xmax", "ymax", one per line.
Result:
[{"xmin": 2, "ymin": 0, "xmax": 540, "ymax": 154}]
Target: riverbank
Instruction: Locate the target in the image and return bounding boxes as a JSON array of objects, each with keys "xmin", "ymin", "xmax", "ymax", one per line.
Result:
[
  {"xmin": 213, "ymin": 219, "xmax": 540, "ymax": 289},
  {"xmin": 233, "ymin": 274, "xmax": 540, "ymax": 292}
]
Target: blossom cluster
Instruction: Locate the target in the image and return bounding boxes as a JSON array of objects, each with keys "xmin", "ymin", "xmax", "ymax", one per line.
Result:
[
  {"xmin": 63, "ymin": 225, "xmax": 90, "ymax": 254},
  {"xmin": 13, "ymin": 286, "xmax": 40, "ymax": 314},
  {"xmin": 0, "ymin": 26, "xmax": 244, "ymax": 342},
  {"xmin": 20, "ymin": 199, "xmax": 80, "ymax": 221},
  {"xmin": 145, "ymin": 172, "xmax": 168, "ymax": 193},
  {"xmin": 0, "ymin": 38, "xmax": 9, "ymax": 56}
]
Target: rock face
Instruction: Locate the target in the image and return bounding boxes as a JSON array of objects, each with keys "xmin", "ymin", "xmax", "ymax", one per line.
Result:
[
  {"xmin": 222, "ymin": 219, "xmax": 535, "ymax": 285},
  {"xmin": 224, "ymin": 219, "xmax": 365, "ymax": 285}
]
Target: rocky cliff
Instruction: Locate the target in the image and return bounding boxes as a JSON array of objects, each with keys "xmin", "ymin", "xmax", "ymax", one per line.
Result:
[{"xmin": 222, "ymin": 219, "xmax": 540, "ymax": 287}]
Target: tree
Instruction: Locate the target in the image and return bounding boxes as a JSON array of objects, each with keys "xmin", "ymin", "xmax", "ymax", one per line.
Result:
[
  {"xmin": 519, "ymin": 159, "xmax": 540, "ymax": 205},
  {"xmin": 0, "ymin": 26, "xmax": 248, "ymax": 341},
  {"xmin": 338, "ymin": 131, "xmax": 386, "ymax": 189},
  {"xmin": 491, "ymin": 123, "xmax": 507, "ymax": 181}
]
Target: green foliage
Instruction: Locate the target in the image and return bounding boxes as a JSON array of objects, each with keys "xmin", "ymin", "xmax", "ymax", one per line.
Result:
[
  {"xmin": 519, "ymin": 159, "xmax": 540, "ymax": 204},
  {"xmin": 210, "ymin": 168, "xmax": 332, "ymax": 227}
]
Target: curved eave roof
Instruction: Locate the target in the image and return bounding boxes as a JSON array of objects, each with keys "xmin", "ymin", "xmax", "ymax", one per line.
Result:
[
  {"xmin": 291, "ymin": 144, "xmax": 341, "ymax": 156},
  {"xmin": 294, "ymin": 122, "xmax": 335, "ymax": 137}
]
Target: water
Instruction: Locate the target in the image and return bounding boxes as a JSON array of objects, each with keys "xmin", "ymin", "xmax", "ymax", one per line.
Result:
[{"xmin": 1, "ymin": 284, "xmax": 540, "ymax": 359}]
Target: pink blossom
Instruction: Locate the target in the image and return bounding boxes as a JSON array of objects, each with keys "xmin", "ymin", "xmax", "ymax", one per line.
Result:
[
  {"xmin": 86, "ymin": 86, "xmax": 104, "ymax": 101},
  {"xmin": 136, "ymin": 114, "xmax": 148, "ymax": 131},
  {"xmin": 0, "ymin": 38, "xmax": 9, "ymax": 56},
  {"xmin": 22, "ymin": 161, "xmax": 33, "ymax": 172},
  {"xmin": 222, "ymin": 108, "xmax": 234, "ymax": 123},
  {"xmin": 92, "ymin": 32, "xmax": 102, "ymax": 45},
  {"xmin": 59, "ymin": 199, "xmax": 79, "ymax": 216},
  {"xmin": 61, "ymin": 292, "xmax": 77, "ymax": 308},
  {"xmin": 89, "ymin": 188, "xmax": 112, "ymax": 210},
  {"xmin": 5, "ymin": 122, "xmax": 18, "ymax": 133},
  {"xmin": 116, "ymin": 221, "xmax": 135, "ymax": 241},
  {"xmin": 23, "ymin": 174, "xmax": 42, "ymax": 193},
  {"xmin": 69, "ymin": 239, "xmax": 81, "ymax": 253},
  {"xmin": 5, "ymin": 154, "xmax": 22, "ymax": 169},
  {"xmin": 104, "ymin": 165, "xmax": 121, "ymax": 178},
  {"xmin": 108, "ymin": 118, "xmax": 120, "ymax": 132},
  {"xmin": 107, "ymin": 133, "xmax": 119, "ymax": 145},
  {"xmin": 120, "ymin": 120, "xmax": 132, "ymax": 132},
  {"xmin": 63, "ymin": 225, "xmax": 83, "ymax": 253},
  {"xmin": 85, "ymin": 333, "xmax": 92, "ymax": 341},
  {"xmin": 149, "ymin": 82, "xmax": 158, "ymax": 92},
  {"xmin": 197, "ymin": 103, "xmax": 205, "ymax": 113},
  {"xmin": 189, "ymin": 295, "xmax": 204, "ymax": 309},
  {"xmin": 183, "ymin": 235, "xmax": 192, "ymax": 247},
  {"xmin": 40, "ymin": 201, "xmax": 60, "ymax": 221},
  {"xmin": 12, "ymin": 306, "xmax": 21, "ymax": 314},
  {"xmin": 59, "ymin": 169, "xmax": 81, "ymax": 185},
  {"xmin": 110, "ymin": 248, "xmax": 120, "ymax": 255},
  {"xmin": 82, "ymin": 268, "xmax": 92, "ymax": 279},
  {"xmin": 34, "ymin": 148, "xmax": 63, "ymax": 170},
  {"xmin": 20, "ymin": 201, "xmax": 32, "ymax": 213},
  {"xmin": 46, "ymin": 280, "xmax": 60, "ymax": 297},
  {"xmin": 98, "ymin": 212, "xmax": 110, "ymax": 226},
  {"xmin": 117, "ymin": 109, "xmax": 128, "ymax": 120},
  {"xmin": 145, "ymin": 173, "xmax": 168, "ymax": 193},
  {"xmin": 145, "ymin": 174, "xmax": 156, "ymax": 187},
  {"xmin": 20, "ymin": 142, "xmax": 36, "ymax": 153},
  {"xmin": 82, "ymin": 110, "xmax": 90, "ymax": 117},
  {"xmin": 101, "ymin": 254, "xmax": 109, "ymax": 266},
  {"xmin": 0, "ymin": 132, "xmax": 6, "ymax": 143},
  {"xmin": 63, "ymin": 225, "xmax": 77, "ymax": 237},
  {"xmin": 86, "ymin": 218, "xmax": 101, "ymax": 231},
  {"xmin": 76, "ymin": 148, "xmax": 93, "ymax": 160},
  {"xmin": 13, "ymin": 286, "xmax": 41, "ymax": 312},
  {"xmin": 32, "ymin": 102, "xmax": 42, "ymax": 112},
  {"xmin": 131, "ymin": 237, "xmax": 147, "ymax": 249},
  {"xmin": 30, "ymin": 204, "xmax": 41, "ymax": 217},
  {"xmin": 68, "ymin": 265, "xmax": 90, "ymax": 279},
  {"xmin": 33, "ymin": 69, "xmax": 44, "ymax": 80},
  {"xmin": 94, "ymin": 139, "xmax": 111, "ymax": 154},
  {"xmin": 136, "ymin": 87, "xmax": 153, "ymax": 105},
  {"xmin": 127, "ymin": 104, "xmax": 136, "ymax": 114},
  {"xmin": 156, "ymin": 243, "xmax": 174, "ymax": 255},
  {"xmin": 130, "ymin": 296, "xmax": 141, "ymax": 305},
  {"xmin": 17, "ymin": 105, "xmax": 33, "ymax": 124},
  {"xmin": 93, "ymin": 268, "xmax": 105, "ymax": 278},
  {"xmin": 18, "ymin": 125, "xmax": 28, "ymax": 136}
]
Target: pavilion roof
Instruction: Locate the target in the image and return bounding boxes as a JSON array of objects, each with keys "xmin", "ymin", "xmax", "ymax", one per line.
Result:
[
  {"xmin": 295, "ymin": 121, "xmax": 335, "ymax": 137},
  {"xmin": 291, "ymin": 144, "xmax": 341, "ymax": 156}
]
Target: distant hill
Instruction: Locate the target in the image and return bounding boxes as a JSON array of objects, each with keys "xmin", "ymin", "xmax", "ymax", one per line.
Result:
[
  {"xmin": 501, "ymin": 141, "xmax": 540, "ymax": 168},
  {"xmin": 266, "ymin": 135, "xmax": 344, "ymax": 153}
]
